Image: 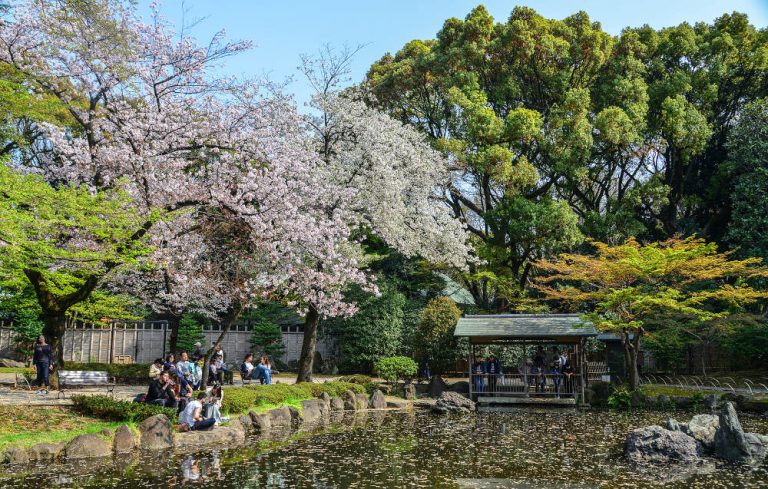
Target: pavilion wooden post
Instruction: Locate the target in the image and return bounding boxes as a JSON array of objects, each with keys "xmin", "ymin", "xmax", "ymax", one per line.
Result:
[
  {"xmin": 579, "ymin": 338, "xmax": 586, "ymax": 406},
  {"xmin": 468, "ymin": 343, "xmax": 473, "ymax": 400}
]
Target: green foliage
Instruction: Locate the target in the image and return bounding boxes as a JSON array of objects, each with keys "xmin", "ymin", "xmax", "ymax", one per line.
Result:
[
  {"xmin": 413, "ymin": 297, "xmax": 463, "ymax": 374},
  {"xmin": 244, "ymin": 306, "xmax": 285, "ymax": 359},
  {"xmin": 10, "ymin": 309, "xmax": 43, "ymax": 359},
  {"xmin": 607, "ymin": 386, "xmax": 634, "ymax": 411},
  {"xmin": 367, "ymin": 7, "xmax": 768, "ymax": 309},
  {"xmin": 322, "ymin": 280, "xmax": 406, "ymax": 373},
  {"xmin": 720, "ymin": 314, "xmax": 768, "ymax": 369},
  {"xmin": 221, "ymin": 381, "xmax": 365, "ymax": 414},
  {"xmin": 727, "ymin": 99, "xmax": 768, "ymax": 265},
  {"xmin": 177, "ymin": 313, "xmax": 207, "ymax": 354},
  {"xmin": 373, "ymin": 356, "xmax": 417, "ymax": 384},
  {"xmin": 71, "ymin": 395, "xmax": 176, "ymax": 422},
  {"xmin": 66, "ymin": 362, "xmax": 150, "ymax": 385},
  {"xmin": 336, "ymin": 374, "xmax": 373, "ymax": 385}
]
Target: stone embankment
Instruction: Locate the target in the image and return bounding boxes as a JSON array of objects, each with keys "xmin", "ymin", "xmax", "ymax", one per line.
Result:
[{"xmin": 2, "ymin": 389, "xmax": 410, "ymax": 465}]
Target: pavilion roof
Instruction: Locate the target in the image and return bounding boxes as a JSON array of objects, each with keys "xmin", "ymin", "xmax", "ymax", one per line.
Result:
[{"xmin": 454, "ymin": 314, "xmax": 597, "ymax": 344}]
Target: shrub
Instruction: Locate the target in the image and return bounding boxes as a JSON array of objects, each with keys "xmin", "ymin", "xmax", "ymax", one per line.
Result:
[
  {"xmin": 65, "ymin": 362, "xmax": 150, "ymax": 385},
  {"xmin": 71, "ymin": 395, "xmax": 176, "ymax": 422},
  {"xmin": 607, "ymin": 386, "xmax": 633, "ymax": 411},
  {"xmin": 413, "ymin": 297, "xmax": 462, "ymax": 374},
  {"xmin": 302, "ymin": 381, "xmax": 365, "ymax": 398},
  {"xmin": 336, "ymin": 374, "xmax": 373, "ymax": 385},
  {"xmin": 374, "ymin": 356, "xmax": 417, "ymax": 384}
]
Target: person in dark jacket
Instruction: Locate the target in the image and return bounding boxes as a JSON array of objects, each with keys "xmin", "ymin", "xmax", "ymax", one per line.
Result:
[
  {"xmin": 146, "ymin": 370, "xmax": 176, "ymax": 407},
  {"xmin": 33, "ymin": 335, "xmax": 53, "ymax": 394},
  {"xmin": 485, "ymin": 355, "xmax": 501, "ymax": 394}
]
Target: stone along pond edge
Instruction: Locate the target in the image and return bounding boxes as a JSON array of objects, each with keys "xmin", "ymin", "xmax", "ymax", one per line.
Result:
[{"xmin": 1, "ymin": 388, "xmax": 408, "ymax": 465}]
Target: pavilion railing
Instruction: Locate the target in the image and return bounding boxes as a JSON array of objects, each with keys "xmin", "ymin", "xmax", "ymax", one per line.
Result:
[{"xmin": 470, "ymin": 373, "xmax": 580, "ymax": 398}]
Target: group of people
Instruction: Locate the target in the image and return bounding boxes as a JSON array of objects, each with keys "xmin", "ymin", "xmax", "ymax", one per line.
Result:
[
  {"xmin": 239, "ymin": 354, "xmax": 276, "ymax": 384},
  {"xmin": 472, "ymin": 346, "xmax": 576, "ymax": 397},
  {"xmin": 143, "ymin": 368, "xmax": 225, "ymax": 431}
]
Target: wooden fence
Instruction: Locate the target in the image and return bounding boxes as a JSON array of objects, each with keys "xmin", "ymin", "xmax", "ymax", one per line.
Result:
[{"xmin": 0, "ymin": 321, "xmax": 338, "ymax": 367}]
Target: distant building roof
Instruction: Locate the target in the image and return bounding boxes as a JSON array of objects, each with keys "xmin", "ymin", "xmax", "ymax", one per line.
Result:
[
  {"xmin": 437, "ymin": 273, "xmax": 476, "ymax": 306},
  {"xmin": 454, "ymin": 314, "xmax": 597, "ymax": 344}
]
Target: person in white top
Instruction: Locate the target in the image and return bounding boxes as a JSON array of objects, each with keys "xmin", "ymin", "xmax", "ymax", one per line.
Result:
[{"xmin": 179, "ymin": 393, "xmax": 216, "ymax": 431}]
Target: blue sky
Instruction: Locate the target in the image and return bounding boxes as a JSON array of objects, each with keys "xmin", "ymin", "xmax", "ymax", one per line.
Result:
[{"xmin": 139, "ymin": 1, "xmax": 768, "ymax": 104}]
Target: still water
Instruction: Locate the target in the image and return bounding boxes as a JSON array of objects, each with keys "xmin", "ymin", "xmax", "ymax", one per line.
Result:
[{"xmin": 1, "ymin": 409, "xmax": 766, "ymax": 488}]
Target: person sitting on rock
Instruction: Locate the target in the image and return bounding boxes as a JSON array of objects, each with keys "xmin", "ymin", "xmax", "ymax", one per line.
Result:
[
  {"xmin": 163, "ymin": 353, "xmax": 176, "ymax": 373},
  {"xmin": 172, "ymin": 371, "xmax": 193, "ymax": 412},
  {"xmin": 204, "ymin": 383, "xmax": 225, "ymax": 425},
  {"xmin": 179, "ymin": 392, "xmax": 216, "ymax": 432}
]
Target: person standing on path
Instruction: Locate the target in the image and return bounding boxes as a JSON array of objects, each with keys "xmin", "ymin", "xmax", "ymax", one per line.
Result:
[{"xmin": 33, "ymin": 335, "xmax": 53, "ymax": 395}]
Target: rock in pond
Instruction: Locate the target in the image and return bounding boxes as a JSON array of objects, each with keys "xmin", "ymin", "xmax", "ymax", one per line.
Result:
[
  {"xmin": 431, "ymin": 391, "xmax": 475, "ymax": 415},
  {"xmin": 64, "ymin": 433, "xmax": 112, "ymax": 460},
  {"xmin": 139, "ymin": 414, "xmax": 173, "ymax": 450},
  {"xmin": 369, "ymin": 390, "xmax": 387, "ymax": 410},
  {"xmin": 342, "ymin": 390, "xmax": 357, "ymax": 411},
  {"xmin": 330, "ymin": 396, "xmax": 345, "ymax": 411},
  {"xmin": 301, "ymin": 399, "xmax": 327, "ymax": 424},
  {"xmin": 174, "ymin": 427, "xmax": 243, "ymax": 450},
  {"xmin": 113, "ymin": 425, "xmax": 135, "ymax": 454},
  {"xmin": 30, "ymin": 443, "xmax": 64, "ymax": 462},
  {"xmin": 624, "ymin": 425, "xmax": 701, "ymax": 463},
  {"xmin": 715, "ymin": 401, "xmax": 766, "ymax": 464},
  {"xmin": 5, "ymin": 446, "xmax": 30, "ymax": 464},
  {"xmin": 249, "ymin": 410, "xmax": 271, "ymax": 434},
  {"xmin": 268, "ymin": 406, "xmax": 293, "ymax": 428},
  {"xmin": 685, "ymin": 414, "xmax": 719, "ymax": 452}
]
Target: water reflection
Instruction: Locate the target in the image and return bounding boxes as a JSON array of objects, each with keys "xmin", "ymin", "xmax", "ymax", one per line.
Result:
[{"xmin": 0, "ymin": 409, "xmax": 766, "ymax": 488}]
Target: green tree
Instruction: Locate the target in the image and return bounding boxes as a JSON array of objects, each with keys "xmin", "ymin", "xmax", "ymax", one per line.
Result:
[
  {"xmin": 323, "ymin": 280, "xmax": 407, "ymax": 373},
  {"xmin": 727, "ymin": 99, "xmax": 768, "ymax": 267},
  {"xmin": 0, "ymin": 164, "xmax": 157, "ymax": 369},
  {"xmin": 176, "ymin": 313, "xmax": 207, "ymax": 354},
  {"xmin": 534, "ymin": 237, "xmax": 768, "ymax": 389},
  {"xmin": 413, "ymin": 297, "xmax": 463, "ymax": 375},
  {"xmin": 366, "ymin": 7, "xmax": 768, "ymax": 308}
]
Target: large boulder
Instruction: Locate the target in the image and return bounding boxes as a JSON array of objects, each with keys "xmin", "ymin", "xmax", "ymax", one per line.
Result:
[
  {"xmin": 237, "ymin": 414, "xmax": 253, "ymax": 433},
  {"xmin": 715, "ymin": 402, "xmax": 753, "ymax": 463},
  {"xmin": 0, "ymin": 358, "xmax": 26, "ymax": 369},
  {"xmin": 369, "ymin": 390, "xmax": 387, "ymax": 410},
  {"xmin": 431, "ymin": 391, "xmax": 475, "ymax": 415},
  {"xmin": 355, "ymin": 393, "xmax": 369, "ymax": 410},
  {"xmin": 404, "ymin": 383, "xmax": 417, "ymax": 400},
  {"xmin": 288, "ymin": 406, "xmax": 302, "ymax": 427},
  {"xmin": 268, "ymin": 406, "xmax": 293, "ymax": 428},
  {"xmin": 744, "ymin": 433, "xmax": 768, "ymax": 461},
  {"xmin": 248, "ymin": 410, "xmax": 271, "ymax": 434},
  {"xmin": 113, "ymin": 425, "xmax": 136, "ymax": 454},
  {"xmin": 30, "ymin": 443, "xmax": 64, "ymax": 462},
  {"xmin": 342, "ymin": 390, "xmax": 357, "ymax": 411},
  {"xmin": 174, "ymin": 427, "xmax": 243, "ymax": 450},
  {"xmin": 428, "ymin": 375, "xmax": 447, "ymax": 398},
  {"xmin": 330, "ymin": 397, "xmax": 345, "ymax": 411},
  {"xmin": 139, "ymin": 414, "xmax": 173, "ymax": 450},
  {"xmin": 301, "ymin": 399, "xmax": 326, "ymax": 424},
  {"xmin": 5, "ymin": 446, "xmax": 30, "ymax": 464},
  {"xmin": 624, "ymin": 425, "xmax": 701, "ymax": 463},
  {"xmin": 684, "ymin": 414, "xmax": 719, "ymax": 452},
  {"xmin": 64, "ymin": 433, "xmax": 112, "ymax": 460}
]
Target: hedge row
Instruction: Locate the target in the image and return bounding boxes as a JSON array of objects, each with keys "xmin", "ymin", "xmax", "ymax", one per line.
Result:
[
  {"xmin": 71, "ymin": 395, "xmax": 177, "ymax": 422},
  {"xmin": 223, "ymin": 382, "xmax": 366, "ymax": 414}
]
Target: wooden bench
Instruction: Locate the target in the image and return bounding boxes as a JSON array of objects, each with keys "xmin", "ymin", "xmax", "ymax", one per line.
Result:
[{"xmin": 57, "ymin": 370, "xmax": 116, "ymax": 399}]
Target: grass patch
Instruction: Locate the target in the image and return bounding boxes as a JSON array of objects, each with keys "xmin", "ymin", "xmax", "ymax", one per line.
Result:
[
  {"xmin": 0, "ymin": 405, "xmax": 126, "ymax": 449},
  {"xmin": 641, "ymin": 385, "xmax": 721, "ymax": 398},
  {"xmin": 223, "ymin": 381, "xmax": 365, "ymax": 415},
  {"xmin": 0, "ymin": 367, "xmax": 33, "ymax": 374}
]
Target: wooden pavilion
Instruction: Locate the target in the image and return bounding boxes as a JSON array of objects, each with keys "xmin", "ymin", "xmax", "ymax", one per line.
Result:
[{"xmin": 454, "ymin": 314, "xmax": 598, "ymax": 406}]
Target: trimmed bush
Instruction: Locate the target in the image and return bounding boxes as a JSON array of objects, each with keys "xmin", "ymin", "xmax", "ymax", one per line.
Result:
[
  {"xmin": 71, "ymin": 395, "xmax": 176, "ymax": 422},
  {"xmin": 374, "ymin": 356, "xmax": 417, "ymax": 384},
  {"xmin": 336, "ymin": 374, "xmax": 373, "ymax": 385},
  {"xmin": 65, "ymin": 362, "xmax": 150, "ymax": 385}
]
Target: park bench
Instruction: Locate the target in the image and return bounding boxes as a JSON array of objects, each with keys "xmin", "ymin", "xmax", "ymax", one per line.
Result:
[{"xmin": 57, "ymin": 370, "xmax": 116, "ymax": 399}]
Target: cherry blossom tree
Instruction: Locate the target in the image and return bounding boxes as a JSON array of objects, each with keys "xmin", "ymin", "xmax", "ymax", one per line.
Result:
[
  {"xmin": 293, "ymin": 46, "xmax": 472, "ymax": 381},
  {"xmin": 0, "ymin": 0, "xmax": 365, "ymax": 371}
]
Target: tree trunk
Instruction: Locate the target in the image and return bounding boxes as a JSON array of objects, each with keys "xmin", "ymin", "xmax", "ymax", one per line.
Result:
[
  {"xmin": 167, "ymin": 315, "xmax": 181, "ymax": 356},
  {"xmin": 40, "ymin": 311, "xmax": 66, "ymax": 388},
  {"xmin": 621, "ymin": 327, "xmax": 643, "ymax": 391},
  {"xmin": 296, "ymin": 304, "xmax": 319, "ymax": 383},
  {"xmin": 200, "ymin": 303, "xmax": 243, "ymax": 387}
]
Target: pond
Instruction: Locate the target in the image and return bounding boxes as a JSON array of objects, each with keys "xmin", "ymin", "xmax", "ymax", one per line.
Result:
[{"xmin": 1, "ymin": 408, "xmax": 767, "ymax": 488}]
